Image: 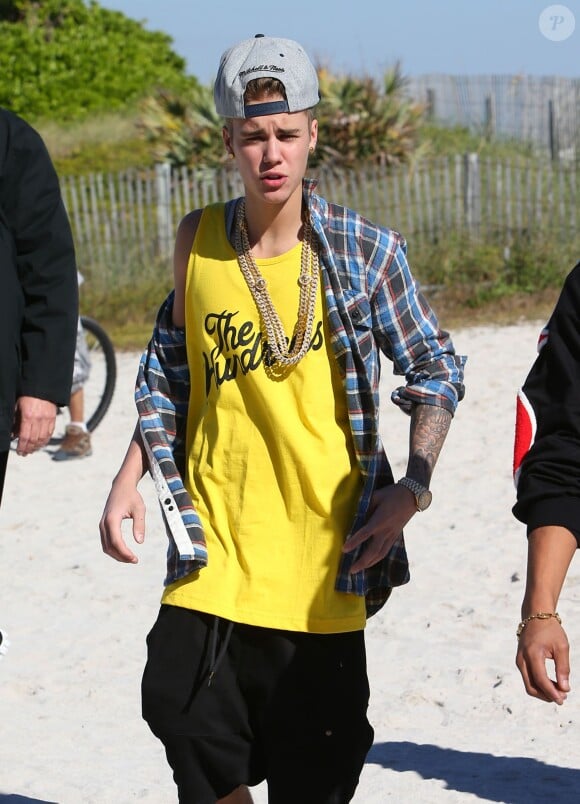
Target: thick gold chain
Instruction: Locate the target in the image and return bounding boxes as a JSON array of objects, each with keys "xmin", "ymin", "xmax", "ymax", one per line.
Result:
[{"xmin": 234, "ymin": 200, "xmax": 319, "ymax": 367}]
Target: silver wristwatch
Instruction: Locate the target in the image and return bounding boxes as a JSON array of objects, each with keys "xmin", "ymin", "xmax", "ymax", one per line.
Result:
[{"xmin": 397, "ymin": 477, "xmax": 433, "ymax": 512}]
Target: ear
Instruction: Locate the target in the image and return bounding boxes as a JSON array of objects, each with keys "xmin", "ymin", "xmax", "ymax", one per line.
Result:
[
  {"xmin": 309, "ymin": 118, "xmax": 318, "ymax": 152},
  {"xmin": 222, "ymin": 125, "xmax": 234, "ymax": 157}
]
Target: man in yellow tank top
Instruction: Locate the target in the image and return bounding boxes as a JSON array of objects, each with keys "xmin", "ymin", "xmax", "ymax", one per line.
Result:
[{"xmin": 100, "ymin": 34, "xmax": 466, "ymax": 804}]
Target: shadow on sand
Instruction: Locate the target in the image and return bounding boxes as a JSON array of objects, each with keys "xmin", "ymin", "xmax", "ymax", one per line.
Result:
[{"xmin": 368, "ymin": 741, "xmax": 580, "ymax": 803}]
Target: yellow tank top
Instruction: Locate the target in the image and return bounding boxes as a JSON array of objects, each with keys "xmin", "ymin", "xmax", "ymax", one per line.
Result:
[{"xmin": 162, "ymin": 203, "xmax": 365, "ymax": 633}]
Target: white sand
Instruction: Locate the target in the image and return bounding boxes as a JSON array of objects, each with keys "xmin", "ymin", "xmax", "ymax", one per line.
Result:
[{"xmin": 2, "ymin": 320, "xmax": 580, "ymax": 804}]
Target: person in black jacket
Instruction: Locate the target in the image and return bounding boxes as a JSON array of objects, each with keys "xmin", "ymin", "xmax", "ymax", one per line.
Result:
[
  {"xmin": 513, "ymin": 262, "xmax": 580, "ymax": 705},
  {"xmin": 0, "ymin": 108, "xmax": 78, "ymax": 504}
]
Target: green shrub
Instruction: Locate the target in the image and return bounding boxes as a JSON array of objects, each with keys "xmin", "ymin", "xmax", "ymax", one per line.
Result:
[
  {"xmin": 0, "ymin": 0, "xmax": 198, "ymax": 120},
  {"xmin": 314, "ymin": 65, "xmax": 426, "ymax": 168},
  {"xmin": 136, "ymin": 84, "xmax": 226, "ymax": 168},
  {"xmin": 410, "ymin": 233, "xmax": 574, "ymax": 307}
]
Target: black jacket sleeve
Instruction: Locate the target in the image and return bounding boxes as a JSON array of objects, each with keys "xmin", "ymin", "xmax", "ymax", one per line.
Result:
[
  {"xmin": 0, "ymin": 109, "xmax": 78, "ymax": 408},
  {"xmin": 512, "ymin": 262, "xmax": 580, "ymax": 546}
]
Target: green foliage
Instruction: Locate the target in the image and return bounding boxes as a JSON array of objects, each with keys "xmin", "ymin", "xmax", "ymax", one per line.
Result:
[
  {"xmin": 412, "ymin": 234, "xmax": 505, "ymax": 287},
  {"xmin": 410, "ymin": 232, "xmax": 574, "ymax": 306},
  {"xmin": 35, "ymin": 107, "xmax": 156, "ymax": 174},
  {"xmin": 52, "ymin": 135, "xmax": 155, "ymax": 174},
  {"xmin": 81, "ymin": 257, "xmax": 173, "ymax": 349},
  {"xmin": 313, "ymin": 65, "xmax": 427, "ymax": 169},
  {"xmin": 0, "ymin": 0, "xmax": 198, "ymax": 120},
  {"xmin": 136, "ymin": 84, "xmax": 227, "ymax": 168},
  {"xmin": 419, "ymin": 123, "xmax": 537, "ymax": 160}
]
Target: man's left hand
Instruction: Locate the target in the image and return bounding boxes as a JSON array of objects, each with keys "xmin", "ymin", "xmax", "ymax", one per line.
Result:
[{"xmin": 343, "ymin": 483, "xmax": 416, "ymax": 573}]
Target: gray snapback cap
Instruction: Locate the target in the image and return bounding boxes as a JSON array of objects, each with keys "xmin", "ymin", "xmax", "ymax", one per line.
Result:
[{"xmin": 214, "ymin": 34, "xmax": 319, "ymax": 119}]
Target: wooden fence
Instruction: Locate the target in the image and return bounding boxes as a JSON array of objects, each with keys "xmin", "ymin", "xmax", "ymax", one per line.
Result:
[
  {"xmin": 405, "ymin": 74, "xmax": 580, "ymax": 160},
  {"xmin": 62, "ymin": 156, "xmax": 579, "ymax": 286}
]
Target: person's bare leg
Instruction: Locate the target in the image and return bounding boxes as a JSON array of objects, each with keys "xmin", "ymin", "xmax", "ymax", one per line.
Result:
[
  {"xmin": 218, "ymin": 786, "xmax": 254, "ymax": 803},
  {"xmin": 68, "ymin": 387, "xmax": 84, "ymax": 424}
]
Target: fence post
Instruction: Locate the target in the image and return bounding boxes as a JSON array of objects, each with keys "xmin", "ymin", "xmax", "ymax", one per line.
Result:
[
  {"xmin": 155, "ymin": 162, "xmax": 173, "ymax": 259},
  {"xmin": 426, "ymin": 88, "xmax": 436, "ymax": 121},
  {"xmin": 548, "ymin": 99, "xmax": 558, "ymax": 162},
  {"xmin": 463, "ymin": 152, "xmax": 481, "ymax": 237},
  {"xmin": 484, "ymin": 95, "xmax": 494, "ymax": 141}
]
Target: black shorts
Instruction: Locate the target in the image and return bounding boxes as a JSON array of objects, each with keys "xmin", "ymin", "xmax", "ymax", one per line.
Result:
[{"xmin": 142, "ymin": 605, "xmax": 374, "ymax": 804}]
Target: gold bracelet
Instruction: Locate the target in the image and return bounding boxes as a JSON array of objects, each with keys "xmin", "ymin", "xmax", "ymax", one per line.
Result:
[{"xmin": 516, "ymin": 612, "xmax": 562, "ymax": 639}]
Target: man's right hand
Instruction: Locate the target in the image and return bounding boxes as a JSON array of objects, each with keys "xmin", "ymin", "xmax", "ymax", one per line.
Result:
[
  {"xmin": 99, "ymin": 478, "xmax": 146, "ymax": 564},
  {"xmin": 12, "ymin": 396, "xmax": 57, "ymax": 456},
  {"xmin": 516, "ymin": 618, "xmax": 571, "ymax": 705},
  {"xmin": 516, "ymin": 527, "xmax": 577, "ymax": 705}
]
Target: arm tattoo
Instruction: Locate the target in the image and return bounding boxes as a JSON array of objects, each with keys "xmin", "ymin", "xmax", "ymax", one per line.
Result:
[{"xmin": 406, "ymin": 404, "xmax": 452, "ymax": 487}]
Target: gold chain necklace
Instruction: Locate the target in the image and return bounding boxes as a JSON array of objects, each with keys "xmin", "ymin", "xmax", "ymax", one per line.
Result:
[{"xmin": 234, "ymin": 200, "xmax": 320, "ymax": 368}]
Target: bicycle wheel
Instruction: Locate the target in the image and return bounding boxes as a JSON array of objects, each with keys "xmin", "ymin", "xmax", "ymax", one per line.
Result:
[{"xmin": 80, "ymin": 316, "xmax": 117, "ymax": 432}]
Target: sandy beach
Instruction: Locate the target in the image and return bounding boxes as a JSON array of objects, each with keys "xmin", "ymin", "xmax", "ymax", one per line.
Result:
[{"xmin": 2, "ymin": 319, "xmax": 580, "ymax": 804}]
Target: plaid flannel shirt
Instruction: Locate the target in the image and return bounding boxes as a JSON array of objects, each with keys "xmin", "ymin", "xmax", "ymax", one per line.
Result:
[{"xmin": 135, "ymin": 179, "xmax": 466, "ymax": 617}]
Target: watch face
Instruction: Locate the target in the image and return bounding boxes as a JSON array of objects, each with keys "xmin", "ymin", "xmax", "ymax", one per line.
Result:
[{"xmin": 417, "ymin": 489, "xmax": 433, "ymax": 511}]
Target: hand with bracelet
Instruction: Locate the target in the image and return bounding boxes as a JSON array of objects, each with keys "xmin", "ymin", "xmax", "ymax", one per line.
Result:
[{"xmin": 515, "ymin": 526, "xmax": 576, "ymax": 705}]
